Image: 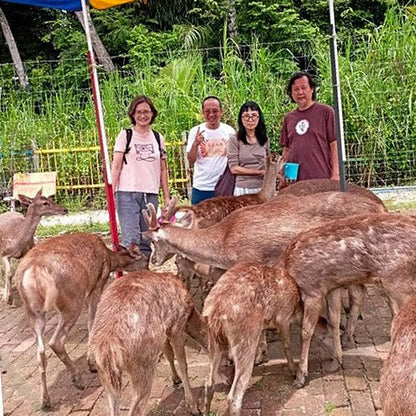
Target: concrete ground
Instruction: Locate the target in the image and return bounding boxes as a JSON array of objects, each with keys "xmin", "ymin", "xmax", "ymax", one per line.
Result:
[{"xmin": 1, "ymin": 267, "xmax": 390, "ymax": 416}]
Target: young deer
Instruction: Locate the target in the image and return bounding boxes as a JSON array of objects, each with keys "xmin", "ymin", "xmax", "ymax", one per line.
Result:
[
  {"xmin": 380, "ymin": 295, "xmax": 416, "ymax": 416},
  {"xmin": 0, "ymin": 189, "xmax": 67, "ymax": 304},
  {"xmin": 273, "ymin": 213, "xmax": 416, "ymax": 388},
  {"xmin": 16, "ymin": 233, "xmax": 148, "ymax": 410},
  {"xmin": 203, "ymin": 262, "xmax": 331, "ymax": 416},
  {"xmin": 90, "ymin": 270, "xmax": 207, "ymax": 416}
]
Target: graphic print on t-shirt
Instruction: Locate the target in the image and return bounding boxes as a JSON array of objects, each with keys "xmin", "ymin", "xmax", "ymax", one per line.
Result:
[
  {"xmin": 203, "ymin": 138, "xmax": 228, "ymax": 157},
  {"xmin": 135, "ymin": 143, "xmax": 156, "ymax": 162},
  {"xmin": 295, "ymin": 119, "xmax": 310, "ymax": 135}
]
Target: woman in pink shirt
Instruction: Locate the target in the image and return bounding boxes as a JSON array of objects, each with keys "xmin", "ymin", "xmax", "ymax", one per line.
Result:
[{"xmin": 111, "ymin": 95, "xmax": 170, "ymax": 260}]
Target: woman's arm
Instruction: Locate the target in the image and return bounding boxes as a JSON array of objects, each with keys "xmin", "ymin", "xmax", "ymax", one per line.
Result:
[
  {"xmin": 111, "ymin": 152, "xmax": 124, "ymax": 192},
  {"xmin": 230, "ymin": 166, "xmax": 265, "ymax": 176},
  {"xmin": 160, "ymin": 159, "xmax": 170, "ymax": 205}
]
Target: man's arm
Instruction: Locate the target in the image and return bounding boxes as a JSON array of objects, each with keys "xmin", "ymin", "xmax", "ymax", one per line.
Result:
[
  {"xmin": 330, "ymin": 140, "xmax": 340, "ymax": 180},
  {"xmin": 187, "ymin": 127, "xmax": 204, "ymax": 167}
]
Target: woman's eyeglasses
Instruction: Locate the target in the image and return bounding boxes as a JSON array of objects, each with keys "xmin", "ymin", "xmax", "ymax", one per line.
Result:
[
  {"xmin": 135, "ymin": 110, "xmax": 152, "ymax": 116},
  {"xmin": 242, "ymin": 113, "xmax": 259, "ymax": 121}
]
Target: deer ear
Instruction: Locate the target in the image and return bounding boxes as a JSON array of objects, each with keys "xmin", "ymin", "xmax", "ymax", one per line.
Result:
[
  {"xmin": 178, "ymin": 209, "xmax": 196, "ymax": 229},
  {"xmin": 34, "ymin": 188, "xmax": 43, "ymax": 199},
  {"xmin": 18, "ymin": 194, "xmax": 33, "ymax": 205}
]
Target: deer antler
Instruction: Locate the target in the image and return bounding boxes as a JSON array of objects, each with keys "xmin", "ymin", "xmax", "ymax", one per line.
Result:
[
  {"xmin": 161, "ymin": 196, "xmax": 179, "ymax": 224},
  {"xmin": 142, "ymin": 203, "xmax": 159, "ymax": 230}
]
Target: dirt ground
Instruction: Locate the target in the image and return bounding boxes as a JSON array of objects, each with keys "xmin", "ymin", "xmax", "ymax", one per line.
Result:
[{"xmin": 1, "ymin": 248, "xmax": 391, "ymax": 416}]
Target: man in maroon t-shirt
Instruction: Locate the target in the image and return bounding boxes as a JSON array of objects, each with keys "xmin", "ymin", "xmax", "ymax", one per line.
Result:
[{"xmin": 280, "ymin": 72, "xmax": 339, "ymax": 185}]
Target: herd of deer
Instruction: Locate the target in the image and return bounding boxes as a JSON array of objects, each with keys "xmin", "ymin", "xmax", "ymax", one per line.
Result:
[{"xmin": 1, "ymin": 158, "xmax": 416, "ymax": 416}]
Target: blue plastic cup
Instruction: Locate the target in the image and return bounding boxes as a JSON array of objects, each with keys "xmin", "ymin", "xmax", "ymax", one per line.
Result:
[{"xmin": 284, "ymin": 162, "xmax": 299, "ymax": 181}]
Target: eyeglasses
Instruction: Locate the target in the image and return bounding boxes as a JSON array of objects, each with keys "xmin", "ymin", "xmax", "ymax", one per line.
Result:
[
  {"xmin": 135, "ymin": 110, "xmax": 152, "ymax": 116},
  {"xmin": 203, "ymin": 109, "xmax": 220, "ymax": 115},
  {"xmin": 242, "ymin": 113, "xmax": 259, "ymax": 121}
]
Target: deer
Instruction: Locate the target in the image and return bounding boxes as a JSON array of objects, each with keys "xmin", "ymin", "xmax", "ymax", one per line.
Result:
[
  {"xmin": 380, "ymin": 295, "xmax": 416, "ymax": 416},
  {"xmin": 89, "ymin": 270, "xmax": 208, "ymax": 416},
  {"xmin": 174, "ymin": 155, "xmax": 284, "ymax": 229},
  {"xmin": 270, "ymin": 213, "xmax": 416, "ymax": 388},
  {"xmin": 203, "ymin": 261, "xmax": 332, "ymax": 416},
  {"xmin": 278, "ymin": 178, "xmax": 384, "ymax": 206},
  {"xmin": 144, "ymin": 192, "xmax": 387, "ymax": 349},
  {"xmin": 15, "ymin": 232, "xmax": 149, "ymax": 410},
  {"xmin": 0, "ymin": 189, "xmax": 68, "ymax": 305},
  {"xmin": 162, "ymin": 155, "xmax": 283, "ymax": 294}
]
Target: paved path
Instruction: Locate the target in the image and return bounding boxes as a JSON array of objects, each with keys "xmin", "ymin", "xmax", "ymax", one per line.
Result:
[{"xmin": 0, "ymin": 273, "xmax": 391, "ymax": 416}]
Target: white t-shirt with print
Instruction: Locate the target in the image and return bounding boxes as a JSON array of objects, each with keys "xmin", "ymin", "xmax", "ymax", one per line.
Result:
[
  {"xmin": 186, "ymin": 122, "xmax": 235, "ymax": 191},
  {"xmin": 114, "ymin": 129, "xmax": 166, "ymax": 194}
]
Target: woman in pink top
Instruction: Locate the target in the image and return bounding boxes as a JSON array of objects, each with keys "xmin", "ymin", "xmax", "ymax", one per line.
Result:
[{"xmin": 111, "ymin": 95, "xmax": 170, "ymax": 260}]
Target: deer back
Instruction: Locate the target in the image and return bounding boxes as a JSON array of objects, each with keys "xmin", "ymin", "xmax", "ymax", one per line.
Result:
[
  {"xmin": 279, "ymin": 213, "xmax": 416, "ymax": 298},
  {"xmin": 277, "ymin": 178, "xmax": 384, "ymax": 206},
  {"xmin": 16, "ymin": 233, "xmax": 147, "ymax": 312}
]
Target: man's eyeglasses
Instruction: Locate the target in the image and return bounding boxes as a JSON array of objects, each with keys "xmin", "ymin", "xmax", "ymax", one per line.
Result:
[
  {"xmin": 242, "ymin": 113, "xmax": 259, "ymax": 121},
  {"xmin": 135, "ymin": 110, "xmax": 152, "ymax": 116}
]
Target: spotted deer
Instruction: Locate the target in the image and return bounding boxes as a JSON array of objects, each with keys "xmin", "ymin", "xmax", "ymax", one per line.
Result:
[
  {"xmin": 271, "ymin": 213, "xmax": 416, "ymax": 388},
  {"xmin": 16, "ymin": 233, "xmax": 148, "ymax": 410},
  {"xmin": 0, "ymin": 189, "xmax": 67, "ymax": 304},
  {"xmin": 90, "ymin": 270, "xmax": 207, "ymax": 416}
]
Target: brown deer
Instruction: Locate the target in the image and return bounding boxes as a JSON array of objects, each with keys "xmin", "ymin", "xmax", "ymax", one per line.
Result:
[
  {"xmin": 278, "ymin": 178, "xmax": 384, "ymax": 205},
  {"xmin": 272, "ymin": 213, "xmax": 416, "ymax": 388},
  {"xmin": 174, "ymin": 155, "xmax": 283, "ymax": 229},
  {"xmin": 16, "ymin": 233, "xmax": 148, "ymax": 410},
  {"xmin": 90, "ymin": 270, "xmax": 207, "ymax": 416},
  {"xmin": 203, "ymin": 261, "xmax": 331, "ymax": 416},
  {"xmin": 144, "ymin": 192, "xmax": 387, "ymax": 271},
  {"xmin": 380, "ymin": 295, "xmax": 416, "ymax": 416},
  {"xmin": 0, "ymin": 189, "xmax": 67, "ymax": 305}
]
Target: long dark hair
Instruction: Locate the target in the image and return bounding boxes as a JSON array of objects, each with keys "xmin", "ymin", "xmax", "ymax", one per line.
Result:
[
  {"xmin": 128, "ymin": 95, "xmax": 158, "ymax": 125},
  {"xmin": 237, "ymin": 101, "xmax": 268, "ymax": 146}
]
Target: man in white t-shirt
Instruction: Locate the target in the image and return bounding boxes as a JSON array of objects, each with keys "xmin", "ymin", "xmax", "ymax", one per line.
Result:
[{"xmin": 186, "ymin": 96, "xmax": 235, "ymax": 204}]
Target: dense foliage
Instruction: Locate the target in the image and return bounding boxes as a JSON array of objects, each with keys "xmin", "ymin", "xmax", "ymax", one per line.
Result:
[{"xmin": 0, "ymin": 1, "xmax": 415, "ymax": 208}]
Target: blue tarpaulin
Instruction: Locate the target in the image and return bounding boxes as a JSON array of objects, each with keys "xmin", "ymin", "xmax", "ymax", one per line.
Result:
[{"xmin": 0, "ymin": 0, "xmax": 82, "ymax": 10}]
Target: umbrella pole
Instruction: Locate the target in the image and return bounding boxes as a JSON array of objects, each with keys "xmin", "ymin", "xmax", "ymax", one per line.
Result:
[
  {"xmin": 80, "ymin": 0, "xmax": 122, "ymax": 267},
  {"xmin": 328, "ymin": 0, "xmax": 347, "ymax": 192}
]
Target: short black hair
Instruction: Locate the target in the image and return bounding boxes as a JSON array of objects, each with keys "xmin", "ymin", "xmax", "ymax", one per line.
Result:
[
  {"xmin": 287, "ymin": 72, "xmax": 317, "ymax": 103},
  {"xmin": 202, "ymin": 96, "xmax": 222, "ymax": 110}
]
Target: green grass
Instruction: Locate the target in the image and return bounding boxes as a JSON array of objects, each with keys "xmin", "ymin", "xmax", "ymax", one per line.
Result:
[
  {"xmin": 383, "ymin": 199, "xmax": 416, "ymax": 212},
  {"xmin": 36, "ymin": 222, "xmax": 110, "ymax": 238}
]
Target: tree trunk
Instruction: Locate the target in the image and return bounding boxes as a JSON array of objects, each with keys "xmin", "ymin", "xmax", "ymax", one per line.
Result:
[
  {"xmin": 0, "ymin": 7, "xmax": 30, "ymax": 90},
  {"xmin": 75, "ymin": 10, "xmax": 115, "ymax": 73},
  {"xmin": 227, "ymin": 0, "xmax": 238, "ymax": 39}
]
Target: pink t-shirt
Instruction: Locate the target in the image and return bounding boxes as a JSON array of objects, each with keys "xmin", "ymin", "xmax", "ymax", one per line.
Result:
[
  {"xmin": 114, "ymin": 129, "xmax": 166, "ymax": 194},
  {"xmin": 280, "ymin": 102, "xmax": 336, "ymax": 181}
]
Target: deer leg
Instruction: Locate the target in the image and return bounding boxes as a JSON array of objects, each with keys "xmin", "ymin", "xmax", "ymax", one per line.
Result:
[
  {"xmin": 295, "ymin": 297, "xmax": 322, "ymax": 388},
  {"xmin": 30, "ymin": 312, "xmax": 51, "ymax": 409},
  {"xmin": 254, "ymin": 331, "xmax": 268, "ymax": 365},
  {"xmin": 2, "ymin": 256, "xmax": 13, "ymax": 305},
  {"xmin": 205, "ymin": 344, "xmax": 223, "ymax": 416},
  {"xmin": 342, "ymin": 284, "xmax": 367, "ymax": 347},
  {"xmin": 227, "ymin": 335, "xmax": 260, "ymax": 416},
  {"xmin": 169, "ymin": 333, "xmax": 199, "ymax": 415},
  {"xmin": 128, "ymin": 359, "xmax": 157, "ymax": 416},
  {"xmin": 163, "ymin": 340, "xmax": 181, "ymax": 385},
  {"xmin": 276, "ymin": 320, "xmax": 296, "ymax": 376},
  {"xmin": 325, "ymin": 289, "xmax": 343, "ymax": 373},
  {"xmin": 48, "ymin": 308, "xmax": 84, "ymax": 390},
  {"xmin": 86, "ymin": 287, "xmax": 104, "ymax": 372}
]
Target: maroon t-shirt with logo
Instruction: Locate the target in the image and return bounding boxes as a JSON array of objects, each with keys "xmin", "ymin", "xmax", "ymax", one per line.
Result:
[{"xmin": 280, "ymin": 102, "xmax": 336, "ymax": 181}]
